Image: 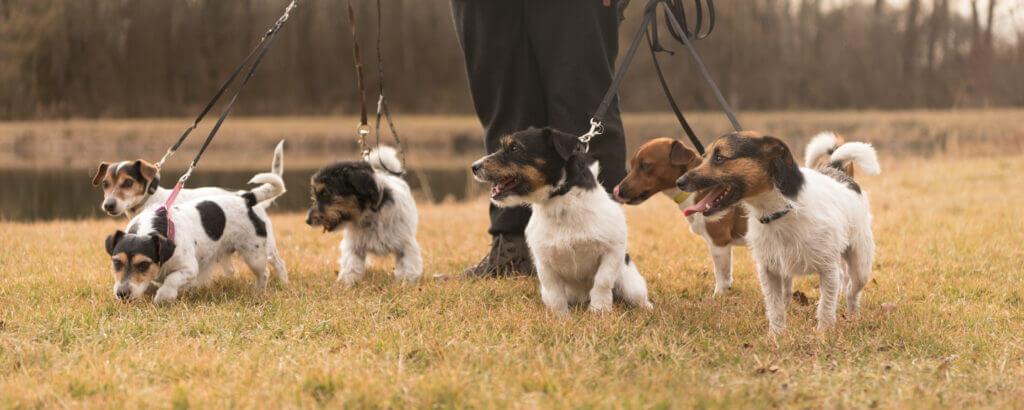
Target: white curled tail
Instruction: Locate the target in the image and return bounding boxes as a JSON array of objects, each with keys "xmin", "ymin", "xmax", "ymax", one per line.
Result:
[
  {"xmin": 271, "ymin": 140, "xmax": 284, "ymax": 176},
  {"xmin": 804, "ymin": 131, "xmax": 840, "ymax": 168},
  {"xmin": 367, "ymin": 145, "xmax": 403, "ymax": 174},
  {"xmin": 247, "ymin": 173, "xmax": 286, "ymax": 204},
  {"xmin": 831, "ymin": 142, "xmax": 881, "ymax": 175}
]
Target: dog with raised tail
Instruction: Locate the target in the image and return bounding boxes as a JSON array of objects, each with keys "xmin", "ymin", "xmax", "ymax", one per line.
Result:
[
  {"xmin": 305, "ymin": 146, "xmax": 422, "ymax": 285},
  {"xmin": 93, "ymin": 141, "xmax": 287, "ymax": 279},
  {"xmin": 104, "ymin": 172, "xmax": 287, "ymax": 304},
  {"xmin": 676, "ymin": 131, "xmax": 880, "ymax": 333},
  {"xmin": 471, "ymin": 127, "xmax": 652, "ymax": 315}
]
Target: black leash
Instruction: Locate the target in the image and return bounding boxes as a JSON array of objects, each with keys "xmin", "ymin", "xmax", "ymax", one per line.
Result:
[
  {"xmin": 582, "ymin": 0, "xmax": 740, "ymax": 156},
  {"xmin": 156, "ymin": 0, "xmax": 297, "ymax": 186},
  {"xmin": 347, "ymin": 0, "xmax": 405, "ymax": 176}
]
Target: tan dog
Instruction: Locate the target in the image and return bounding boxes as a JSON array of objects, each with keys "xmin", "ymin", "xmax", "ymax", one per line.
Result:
[{"xmin": 613, "ymin": 138, "xmax": 747, "ymax": 295}]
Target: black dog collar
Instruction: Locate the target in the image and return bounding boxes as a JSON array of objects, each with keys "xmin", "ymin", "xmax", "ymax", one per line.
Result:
[{"xmin": 758, "ymin": 205, "xmax": 793, "ymax": 224}]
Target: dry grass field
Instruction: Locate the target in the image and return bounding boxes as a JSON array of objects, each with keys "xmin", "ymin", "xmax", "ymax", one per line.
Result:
[{"xmin": 1, "ymin": 150, "xmax": 1023, "ymax": 407}]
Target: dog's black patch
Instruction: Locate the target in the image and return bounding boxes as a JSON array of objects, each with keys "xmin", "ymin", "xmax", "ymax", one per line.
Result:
[
  {"xmin": 762, "ymin": 137, "xmax": 805, "ymax": 198},
  {"xmin": 477, "ymin": 127, "xmax": 601, "ymax": 200},
  {"xmin": 624, "ymin": 253, "xmax": 631, "ymax": 265},
  {"xmin": 311, "ymin": 161, "xmax": 393, "ymax": 212},
  {"xmin": 241, "ymin": 192, "xmax": 267, "ymax": 237},
  {"xmin": 151, "ymin": 208, "xmax": 169, "ymax": 237},
  {"xmin": 818, "ymin": 165, "xmax": 862, "ymax": 194},
  {"xmin": 549, "ymin": 153, "xmax": 599, "ymax": 197},
  {"xmin": 109, "ymin": 232, "xmax": 174, "ymax": 265},
  {"xmin": 128, "ymin": 221, "xmax": 140, "ymax": 234},
  {"xmin": 195, "ymin": 201, "xmax": 226, "ymax": 240}
]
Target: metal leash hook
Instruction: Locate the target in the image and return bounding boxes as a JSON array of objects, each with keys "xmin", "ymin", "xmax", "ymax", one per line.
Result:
[
  {"xmin": 577, "ymin": 118, "xmax": 604, "ymax": 153},
  {"xmin": 357, "ymin": 123, "xmax": 371, "ymax": 160}
]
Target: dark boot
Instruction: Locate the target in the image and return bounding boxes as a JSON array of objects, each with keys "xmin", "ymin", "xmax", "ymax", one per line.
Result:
[{"xmin": 463, "ymin": 233, "xmax": 536, "ymax": 277}]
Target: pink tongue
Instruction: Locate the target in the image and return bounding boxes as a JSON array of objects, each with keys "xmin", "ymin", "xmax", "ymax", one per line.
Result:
[{"xmin": 683, "ymin": 186, "xmax": 725, "ymax": 216}]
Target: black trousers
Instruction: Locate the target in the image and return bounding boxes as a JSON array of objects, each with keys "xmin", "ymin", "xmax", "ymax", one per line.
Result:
[{"xmin": 452, "ymin": 0, "xmax": 628, "ymax": 235}]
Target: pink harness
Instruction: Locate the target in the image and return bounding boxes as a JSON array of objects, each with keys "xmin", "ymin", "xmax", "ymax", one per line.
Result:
[{"xmin": 156, "ymin": 181, "xmax": 184, "ymax": 241}]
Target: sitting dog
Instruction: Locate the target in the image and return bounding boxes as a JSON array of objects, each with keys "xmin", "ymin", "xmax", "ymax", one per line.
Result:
[
  {"xmin": 104, "ymin": 173, "xmax": 287, "ymax": 304},
  {"xmin": 613, "ymin": 135, "xmax": 847, "ymax": 296},
  {"xmin": 93, "ymin": 141, "xmax": 286, "ymax": 278},
  {"xmin": 305, "ymin": 146, "xmax": 422, "ymax": 285},
  {"xmin": 471, "ymin": 127, "xmax": 652, "ymax": 315},
  {"xmin": 613, "ymin": 138, "xmax": 748, "ymax": 295},
  {"xmin": 677, "ymin": 131, "xmax": 880, "ymax": 333}
]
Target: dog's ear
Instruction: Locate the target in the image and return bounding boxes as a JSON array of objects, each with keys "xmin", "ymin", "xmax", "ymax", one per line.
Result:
[
  {"xmin": 761, "ymin": 136, "xmax": 804, "ymax": 198},
  {"xmin": 105, "ymin": 230, "xmax": 125, "ymax": 255},
  {"xmin": 151, "ymin": 234, "xmax": 176, "ymax": 264},
  {"xmin": 93, "ymin": 162, "xmax": 112, "ymax": 186},
  {"xmin": 669, "ymin": 140, "xmax": 697, "ymax": 167},
  {"xmin": 545, "ymin": 127, "xmax": 578, "ymax": 160},
  {"xmin": 347, "ymin": 168, "xmax": 383, "ymax": 212},
  {"xmin": 133, "ymin": 159, "xmax": 159, "ymax": 182}
]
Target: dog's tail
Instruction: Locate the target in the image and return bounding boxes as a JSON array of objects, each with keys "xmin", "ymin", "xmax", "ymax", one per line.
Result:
[
  {"xmin": 246, "ymin": 173, "xmax": 287, "ymax": 205},
  {"xmin": 804, "ymin": 131, "xmax": 844, "ymax": 168},
  {"xmin": 271, "ymin": 140, "xmax": 284, "ymax": 177},
  {"xmin": 367, "ymin": 145, "xmax": 404, "ymax": 175},
  {"xmin": 830, "ymin": 142, "xmax": 881, "ymax": 176}
]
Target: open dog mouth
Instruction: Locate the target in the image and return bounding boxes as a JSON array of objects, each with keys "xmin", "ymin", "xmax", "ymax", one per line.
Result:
[
  {"xmin": 683, "ymin": 185, "xmax": 738, "ymax": 216},
  {"xmin": 490, "ymin": 176, "xmax": 521, "ymax": 199}
]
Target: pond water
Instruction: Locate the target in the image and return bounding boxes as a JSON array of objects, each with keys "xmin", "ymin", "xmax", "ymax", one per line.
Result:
[{"xmin": 0, "ymin": 167, "xmax": 473, "ymax": 221}]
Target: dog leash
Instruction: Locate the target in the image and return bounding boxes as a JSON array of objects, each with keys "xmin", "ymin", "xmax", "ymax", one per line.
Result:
[
  {"xmin": 152, "ymin": 0, "xmax": 298, "ymax": 239},
  {"xmin": 347, "ymin": 0, "xmax": 405, "ymax": 176},
  {"xmin": 581, "ymin": 0, "xmax": 740, "ymax": 156}
]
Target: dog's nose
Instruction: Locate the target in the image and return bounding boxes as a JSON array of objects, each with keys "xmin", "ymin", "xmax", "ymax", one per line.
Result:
[
  {"xmin": 103, "ymin": 202, "xmax": 116, "ymax": 212},
  {"xmin": 471, "ymin": 161, "xmax": 482, "ymax": 174},
  {"xmin": 116, "ymin": 288, "xmax": 130, "ymax": 300},
  {"xmin": 676, "ymin": 175, "xmax": 691, "ymax": 191},
  {"xmin": 305, "ymin": 213, "xmax": 313, "ymax": 226}
]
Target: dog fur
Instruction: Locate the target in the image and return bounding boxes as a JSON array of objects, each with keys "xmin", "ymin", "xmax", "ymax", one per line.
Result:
[
  {"xmin": 305, "ymin": 146, "xmax": 422, "ymax": 285},
  {"xmin": 471, "ymin": 127, "xmax": 652, "ymax": 315},
  {"xmin": 104, "ymin": 173, "xmax": 287, "ymax": 304},
  {"xmin": 677, "ymin": 131, "xmax": 880, "ymax": 333},
  {"xmin": 93, "ymin": 141, "xmax": 286, "ymax": 278},
  {"xmin": 613, "ymin": 138, "xmax": 748, "ymax": 295}
]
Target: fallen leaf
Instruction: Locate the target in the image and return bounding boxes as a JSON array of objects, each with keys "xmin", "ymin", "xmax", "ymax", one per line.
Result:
[{"xmin": 792, "ymin": 291, "xmax": 810, "ymax": 306}]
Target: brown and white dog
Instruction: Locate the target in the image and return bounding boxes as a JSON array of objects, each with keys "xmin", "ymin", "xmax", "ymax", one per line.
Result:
[
  {"xmin": 676, "ymin": 131, "xmax": 880, "ymax": 333},
  {"xmin": 613, "ymin": 135, "xmax": 847, "ymax": 296},
  {"xmin": 613, "ymin": 137, "xmax": 747, "ymax": 295}
]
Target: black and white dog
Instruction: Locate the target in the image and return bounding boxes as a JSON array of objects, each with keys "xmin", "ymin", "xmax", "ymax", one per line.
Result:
[
  {"xmin": 93, "ymin": 141, "xmax": 286, "ymax": 278},
  {"xmin": 471, "ymin": 127, "xmax": 652, "ymax": 315},
  {"xmin": 104, "ymin": 173, "xmax": 287, "ymax": 304},
  {"xmin": 677, "ymin": 131, "xmax": 880, "ymax": 333},
  {"xmin": 305, "ymin": 147, "xmax": 422, "ymax": 285}
]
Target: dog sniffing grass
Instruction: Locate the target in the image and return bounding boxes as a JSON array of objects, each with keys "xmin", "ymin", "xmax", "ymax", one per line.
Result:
[{"xmin": 0, "ymin": 155, "xmax": 1023, "ymax": 407}]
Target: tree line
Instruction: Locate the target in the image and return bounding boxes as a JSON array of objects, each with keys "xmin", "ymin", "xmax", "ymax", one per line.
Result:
[{"xmin": 0, "ymin": 0, "xmax": 1020, "ymax": 120}]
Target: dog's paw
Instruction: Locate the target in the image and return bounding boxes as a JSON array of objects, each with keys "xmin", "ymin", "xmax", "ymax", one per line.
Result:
[
  {"xmin": 713, "ymin": 285, "xmax": 732, "ymax": 296},
  {"xmin": 153, "ymin": 288, "xmax": 178, "ymax": 305},
  {"xmin": 336, "ymin": 271, "xmax": 361, "ymax": 287},
  {"xmin": 641, "ymin": 300, "xmax": 654, "ymax": 310},
  {"xmin": 589, "ymin": 302, "xmax": 613, "ymax": 314}
]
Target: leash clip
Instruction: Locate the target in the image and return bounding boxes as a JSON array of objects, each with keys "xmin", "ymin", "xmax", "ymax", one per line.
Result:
[
  {"xmin": 357, "ymin": 123, "xmax": 371, "ymax": 159},
  {"xmin": 577, "ymin": 118, "xmax": 604, "ymax": 152}
]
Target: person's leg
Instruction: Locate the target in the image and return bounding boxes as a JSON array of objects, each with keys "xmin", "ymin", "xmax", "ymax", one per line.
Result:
[
  {"xmin": 452, "ymin": 0, "xmax": 543, "ymax": 276},
  {"xmin": 525, "ymin": 0, "xmax": 627, "ymax": 191}
]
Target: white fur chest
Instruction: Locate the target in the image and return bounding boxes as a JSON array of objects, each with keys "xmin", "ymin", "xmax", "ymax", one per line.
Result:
[{"xmin": 526, "ymin": 188, "xmax": 628, "ymax": 282}]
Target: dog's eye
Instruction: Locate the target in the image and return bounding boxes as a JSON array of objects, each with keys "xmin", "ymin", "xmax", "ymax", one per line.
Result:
[
  {"xmin": 136, "ymin": 261, "xmax": 151, "ymax": 272},
  {"xmin": 638, "ymin": 162, "xmax": 650, "ymax": 171},
  {"xmin": 102, "ymin": 181, "xmax": 111, "ymax": 189},
  {"xmin": 121, "ymin": 180, "xmax": 133, "ymax": 188},
  {"xmin": 713, "ymin": 153, "xmax": 727, "ymax": 164},
  {"xmin": 509, "ymin": 143, "xmax": 519, "ymax": 152},
  {"xmin": 112, "ymin": 260, "xmax": 124, "ymax": 270}
]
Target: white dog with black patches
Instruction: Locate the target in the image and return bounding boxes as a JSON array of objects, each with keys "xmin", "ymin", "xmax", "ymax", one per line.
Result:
[
  {"xmin": 104, "ymin": 173, "xmax": 286, "ymax": 304},
  {"xmin": 472, "ymin": 127, "xmax": 652, "ymax": 315},
  {"xmin": 305, "ymin": 147, "xmax": 422, "ymax": 285},
  {"xmin": 677, "ymin": 131, "xmax": 880, "ymax": 333},
  {"xmin": 93, "ymin": 141, "xmax": 287, "ymax": 278}
]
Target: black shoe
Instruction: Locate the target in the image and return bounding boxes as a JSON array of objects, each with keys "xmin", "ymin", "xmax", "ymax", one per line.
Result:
[{"xmin": 463, "ymin": 233, "xmax": 537, "ymax": 277}]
